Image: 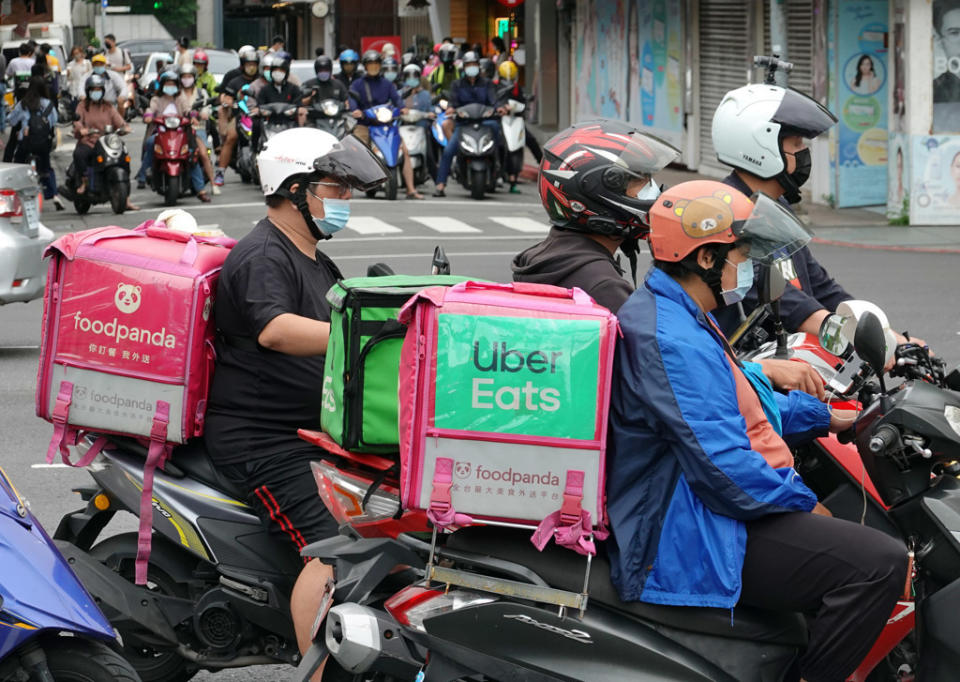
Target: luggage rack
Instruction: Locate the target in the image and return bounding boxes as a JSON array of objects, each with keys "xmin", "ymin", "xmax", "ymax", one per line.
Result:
[{"xmin": 423, "ymin": 521, "xmax": 594, "ymax": 619}]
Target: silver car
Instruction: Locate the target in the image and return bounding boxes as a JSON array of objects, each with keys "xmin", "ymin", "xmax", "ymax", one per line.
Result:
[{"xmin": 0, "ymin": 163, "xmax": 54, "ymax": 305}]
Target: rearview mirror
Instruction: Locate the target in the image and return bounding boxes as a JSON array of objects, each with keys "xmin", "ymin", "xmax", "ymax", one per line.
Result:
[
  {"xmin": 853, "ymin": 312, "xmax": 888, "ymax": 378},
  {"xmin": 818, "ymin": 313, "xmax": 851, "ymax": 357},
  {"xmin": 756, "ymin": 264, "xmax": 785, "ymax": 305}
]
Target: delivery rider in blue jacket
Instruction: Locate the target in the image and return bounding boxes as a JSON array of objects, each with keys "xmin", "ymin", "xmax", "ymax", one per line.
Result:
[{"xmin": 608, "ymin": 179, "xmax": 908, "ymax": 682}]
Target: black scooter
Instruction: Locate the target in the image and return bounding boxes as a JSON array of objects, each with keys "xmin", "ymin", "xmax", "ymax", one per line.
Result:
[
  {"xmin": 308, "ymin": 310, "xmax": 960, "ymax": 682},
  {"xmin": 451, "ymin": 102, "xmax": 500, "ymax": 200},
  {"xmin": 60, "ymin": 126, "xmax": 131, "ymax": 215},
  {"xmin": 306, "ymin": 97, "xmax": 349, "ymax": 139}
]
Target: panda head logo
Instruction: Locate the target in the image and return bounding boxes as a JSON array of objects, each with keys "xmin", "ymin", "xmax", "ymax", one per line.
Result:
[
  {"xmin": 454, "ymin": 461, "xmax": 471, "ymax": 480},
  {"xmin": 114, "ymin": 283, "xmax": 142, "ymax": 314}
]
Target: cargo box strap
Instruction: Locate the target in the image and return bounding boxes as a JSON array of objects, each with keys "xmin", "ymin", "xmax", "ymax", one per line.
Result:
[
  {"xmin": 427, "ymin": 457, "xmax": 473, "ymax": 528},
  {"xmin": 531, "ymin": 470, "xmax": 608, "ymax": 557},
  {"xmin": 135, "ymin": 401, "xmax": 172, "ymax": 585},
  {"xmin": 46, "ymin": 382, "xmax": 112, "ymax": 468}
]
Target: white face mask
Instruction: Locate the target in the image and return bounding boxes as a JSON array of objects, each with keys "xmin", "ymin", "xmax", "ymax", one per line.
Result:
[
  {"xmin": 634, "ymin": 180, "xmax": 661, "ymax": 202},
  {"xmin": 181, "ymin": 76, "xmax": 194, "ymax": 88}
]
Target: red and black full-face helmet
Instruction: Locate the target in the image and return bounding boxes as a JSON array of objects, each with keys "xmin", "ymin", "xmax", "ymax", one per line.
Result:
[{"xmin": 538, "ymin": 120, "xmax": 680, "ymax": 238}]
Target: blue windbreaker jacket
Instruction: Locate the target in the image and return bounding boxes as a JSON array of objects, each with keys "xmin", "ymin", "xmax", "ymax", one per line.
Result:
[{"xmin": 607, "ymin": 268, "xmax": 825, "ymax": 607}]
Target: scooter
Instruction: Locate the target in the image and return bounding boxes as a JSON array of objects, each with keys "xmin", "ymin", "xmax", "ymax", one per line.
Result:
[
  {"xmin": 310, "ymin": 279, "xmax": 960, "ymax": 681},
  {"xmin": 499, "ymin": 97, "xmax": 527, "ymax": 182},
  {"xmin": 307, "ymin": 97, "xmax": 349, "ymax": 139},
  {"xmin": 452, "ymin": 102, "xmax": 500, "ymax": 200},
  {"xmin": 60, "ymin": 126, "xmax": 132, "ymax": 215},
  {"xmin": 0, "ymin": 466, "xmax": 140, "ymax": 681},
  {"xmin": 256, "ymin": 101, "xmax": 299, "ymax": 153},
  {"xmin": 362, "ymin": 104, "xmax": 402, "ymax": 201},
  {"xmin": 399, "ymin": 109, "xmax": 432, "ymax": 187},
  {"xmin": 149, "ymin": 114, "xmax": 198, "ymax": 207}
]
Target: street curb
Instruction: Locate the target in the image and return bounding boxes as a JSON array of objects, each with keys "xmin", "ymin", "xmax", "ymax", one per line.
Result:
[{"xmin": 811, "ymin": 236, "xmax": 960, "ymax": 254}]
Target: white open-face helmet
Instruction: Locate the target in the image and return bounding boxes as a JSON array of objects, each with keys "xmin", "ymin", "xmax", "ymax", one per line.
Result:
[
  {"xmin": 711, "ymin": 84, "xmax": 837, "ymax": 201},
  {"xmin": 257, "ymin": 128, "xmax": 387, "ymax": 235}
]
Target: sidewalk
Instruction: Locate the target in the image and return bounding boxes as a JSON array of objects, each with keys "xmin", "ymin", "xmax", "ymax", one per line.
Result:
[{"xmin": 519, "ymin": 127, "xmax": 960, "ymax": 254}]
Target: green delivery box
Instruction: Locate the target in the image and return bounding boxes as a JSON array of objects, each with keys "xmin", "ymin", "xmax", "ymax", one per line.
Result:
[{"xmin": 320, "ymin": 275, "xmax": 472, "ymax": 452}]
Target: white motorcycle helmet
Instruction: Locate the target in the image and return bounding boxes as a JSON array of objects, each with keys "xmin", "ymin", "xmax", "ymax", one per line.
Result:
[
  {"xmin": 711, "ymin": 84, "xmax": 837, "ymax": 203},
  {"xmin": 257, "ymin": 128, "xmax": 387, "ymax": 238}
]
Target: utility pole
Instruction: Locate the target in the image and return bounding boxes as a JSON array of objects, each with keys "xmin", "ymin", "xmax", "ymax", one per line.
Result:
[{"xmin": 769, "ymin": 0, "xmax": 788, "ymax": 86}]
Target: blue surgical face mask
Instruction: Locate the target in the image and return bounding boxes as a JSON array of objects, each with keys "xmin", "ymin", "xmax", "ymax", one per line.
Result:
[
  {"xmin": 634, "ymin": 180, "xmax": 661, "ymax": 202},
  {"xmin": 721, "ymin": 257, "xmax": 754, "ymax": 305},
  {"xmin": 405, "ymin": 77, "xmax": 419, "ymax": 88},
  {"xmin": 92, "ymin": 66, "xmax": 106, "ymax": 75},
  {"xmin": 313, "ymin": 197, "xmax": 350, "ymax": 236},
  {"xmin": 264, "ymin": 69, "xmax": 272, "ymax": 82},
  {"xmin": 317, "ymin": 71, "xmax": 331, "ymax": 82},
  {"xmin": 384, "ymin": 71, "xmax": 397, "ymax": 82},
  {"xmin": 464, "ymin": 65, "xmax": 480, "ymax": 78},
  {"xmin": 162, "ymin": 84, "xmax": 178, "ymax": 96},
  {"xmin": 90, "ymin": 89, "xmax": 104, "ymax": 101}
]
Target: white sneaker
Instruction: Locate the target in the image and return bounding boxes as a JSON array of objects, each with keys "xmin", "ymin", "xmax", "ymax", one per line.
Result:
[{"xmin": 212, "ymin": 183, "xmax": 221, "ymax": 196}]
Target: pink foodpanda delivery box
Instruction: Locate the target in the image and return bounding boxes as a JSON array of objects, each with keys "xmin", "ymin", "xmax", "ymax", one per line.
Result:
[
  {"xmin": 397, "ymin": 281, "xmax": 618, "ymax": 555},
  {"xmin": 35, "ymin": 221, "xmax": 234, "ymax": 582}
]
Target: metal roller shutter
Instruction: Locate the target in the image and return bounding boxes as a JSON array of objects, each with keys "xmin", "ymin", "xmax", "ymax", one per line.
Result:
[
  {"xmin": 763, "ymin": 0, "xmax": 815, "ymax": 96},
  {"xmin": 699, "ymin": 0, "xmax": 753, "ymax": 173}
]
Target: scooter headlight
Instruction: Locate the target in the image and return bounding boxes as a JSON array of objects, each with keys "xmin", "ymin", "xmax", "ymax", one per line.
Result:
[
  {"xmin": 946, "ymin": 406, "xmax": 960, "ymax": 437},
  {"xmin": 460, "ymin": 135, "xmax": 478, "ymax": 153},
  {"xmin": 375, "ymin": 108, "xmax": 393, "ymax": 123},
  {"xmin": 321, "ymin": 99, "xmax": 340, "ymax": 116},
  {"xmin": 164, "ymin": 116, "xmax": 181, "ymax": 129},
  {"xmin": 479, "ymin": 135, "xmax": 494, "ymax": 152}
]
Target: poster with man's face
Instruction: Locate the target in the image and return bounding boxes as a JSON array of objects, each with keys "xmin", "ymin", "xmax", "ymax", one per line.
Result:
[{"xmin": 933, "ymin": 1, "xmax": 960, "ymax": 132}]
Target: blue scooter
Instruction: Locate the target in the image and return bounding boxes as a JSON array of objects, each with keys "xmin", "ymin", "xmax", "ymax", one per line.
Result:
[
  {"xmin": 361, "ymin": 104, "xmax": 402, "ymax": 200},
  {"xmin": 0, "ymin": 466, "xmax": 139, "ymax": 681}
]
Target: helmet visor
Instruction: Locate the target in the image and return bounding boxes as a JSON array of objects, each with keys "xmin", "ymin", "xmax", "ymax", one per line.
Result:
[
  {"xmin": 736, "ymin": 193, "xmax": 813, "ymax": 263},
  {"xmin": 578, "ymin": 124, "xmax": 681, "ymax": 175},
  {"xmin": 312, "ymin": 135, "xmax": 388, "ymax": 192},
  {"xmin": 772, "ymin": 88, "xmax": 838, "ymax": 139}
]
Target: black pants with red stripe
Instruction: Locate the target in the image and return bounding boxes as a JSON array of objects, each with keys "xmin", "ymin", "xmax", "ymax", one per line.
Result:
[{"xmin": 220, "ymin": 449, "xmax": 339, "ymax": 565}]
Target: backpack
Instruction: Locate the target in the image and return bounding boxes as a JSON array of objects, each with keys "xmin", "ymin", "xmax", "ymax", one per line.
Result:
[{"xmin": 23, "ymin": 100, "xmax": 54, "ymax": 153}]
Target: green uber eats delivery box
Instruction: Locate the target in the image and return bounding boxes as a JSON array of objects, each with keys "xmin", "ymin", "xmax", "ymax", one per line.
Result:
[{"xmin": 321, "ymin": 275, "xmax": 473, "ymax": 452}]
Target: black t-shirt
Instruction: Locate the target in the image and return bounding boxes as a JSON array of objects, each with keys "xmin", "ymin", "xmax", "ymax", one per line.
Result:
[
  {"xmin": 303, "ymin": 77, "xmax": 348, "ymax": 104},
  {"xmin": 204, "ymin": 219, "xmax": 343, "ymax": 465},
  {"xmin": 257, "ymin": 81, "xmax": 303, "ymax": 106}
]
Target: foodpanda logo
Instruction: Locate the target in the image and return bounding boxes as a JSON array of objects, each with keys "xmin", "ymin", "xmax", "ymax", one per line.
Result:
[
  {"xmin": 454, "ymin": 461, "xmax": 471, "ymax": 479},
  {"xmin": 114, "ymin": 283, "xmax": 142, "ymax": 314}
]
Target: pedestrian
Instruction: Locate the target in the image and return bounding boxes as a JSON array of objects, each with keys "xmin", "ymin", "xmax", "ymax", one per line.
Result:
[
  {"xmin": 9, "ymin": 75, "xmax": 64, "ymax": 210},
  {"xmin": 174, "ymin": 36, "xmax": 192, "ymax": 68}
]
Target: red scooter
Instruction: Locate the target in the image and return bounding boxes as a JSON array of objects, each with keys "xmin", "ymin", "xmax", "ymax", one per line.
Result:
[{"xmin": 151, "ymin": 114, "xmax": 197, "ymax": 206}]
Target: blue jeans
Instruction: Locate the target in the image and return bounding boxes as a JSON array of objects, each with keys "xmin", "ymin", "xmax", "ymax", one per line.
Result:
[
  {"xmin": 139, "ymin": 132, "xmax": 204, "ymax": 192},
  {"xmin": 436, "ymin": 120, "xmax": 502, "ymax": 186}
]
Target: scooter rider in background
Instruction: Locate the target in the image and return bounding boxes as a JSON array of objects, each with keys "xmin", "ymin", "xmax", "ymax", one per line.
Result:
[
  {"xmin": 428, "ymin": 43, "xmax": 459, "ymax": 101},
  {"xmin": 180, "ymin": 63, "xmax": 218, "ymax": 193},
  {"xmin": 710, "ymin": 81, "xmax": 927, "ymax": 352},
  {"xmin": 608, "ymin": 180, "xmax": 908, "ymax": 682},
  {"xmin": 215, "ymin": 46, "xmax": 261, "ymax": 187},
  {"xmin": 204, "ymin": 128, "xmax": 387, "ymax": 676},
  {"xmin": 494, "ymin": 59, "xmax": 542, "ymax": 192},
  {"xmin": 336, "ymin": 49, "xmax": 361, "ymax": 90},
  {"xmin": 431, "ymin": 51, "xmax": 504, "ymax": 198},
  {"xmin": 349, "ymin": 50, "xmax": 424, "ymax": 199},
  {"xmin": 192, "ymin": 49, "xmax": 219, "ymax": 99},
  {"xmin": 141, "ymin": 70, "xmax": 212, "ymax": 202},
  {"xmin": 302, "ymin": 55, "xmax": 349, "ymax": 109}
]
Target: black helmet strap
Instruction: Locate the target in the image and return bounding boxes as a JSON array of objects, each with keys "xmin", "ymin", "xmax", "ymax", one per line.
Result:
[
  {"xmin": 680, "ymin": 243, "xmax": 732, "ymax": 308},
  {"xmin": 277, "ymin": 175, "xmax": 329, "ymax": 241}
]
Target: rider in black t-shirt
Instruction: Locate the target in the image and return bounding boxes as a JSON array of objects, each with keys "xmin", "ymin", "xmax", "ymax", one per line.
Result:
[{"xmin": 204, "ymin": 127, "xmax": 386, "ymax": 661}]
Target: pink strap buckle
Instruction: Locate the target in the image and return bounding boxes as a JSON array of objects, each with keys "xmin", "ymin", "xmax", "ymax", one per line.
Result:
[
  {"xmin": 531, "ymin": 470, "xmax": 604, "ymax": 556},
  {"xmin": 135, "ymin": 401, "xmax": 172, "ymax": 585},
  {"xmin": 46, "ymin": 381, "xmax": 75, "ymax": 465},
  {"xmin": 427, "ymin": 457, "xmax": 472, "ymax": 528}
]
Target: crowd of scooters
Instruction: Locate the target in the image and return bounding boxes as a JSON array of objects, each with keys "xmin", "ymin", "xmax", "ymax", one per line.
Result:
[{"xmin": 50, "ymin": 37, "xmax": 542, "ymax": 214}]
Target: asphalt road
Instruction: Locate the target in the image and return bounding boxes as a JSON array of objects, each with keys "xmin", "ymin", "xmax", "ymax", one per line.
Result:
[{"xmin": 2, "ymin": 134, "xmax": 959, "ymax": 681}]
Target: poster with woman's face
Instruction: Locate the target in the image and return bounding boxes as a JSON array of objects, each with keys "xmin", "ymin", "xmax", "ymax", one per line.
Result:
[
  {"xmin": 933, "ymin": 0, "xmax": 960, "ymax": 132},
  {"xmin": 910, "ymin": 135, "xmax": 960, "ymax": 223}
]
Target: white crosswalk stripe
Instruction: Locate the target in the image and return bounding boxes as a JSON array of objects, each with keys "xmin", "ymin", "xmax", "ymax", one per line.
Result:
[
  {"xmin": 409, "ymin": 216, "xmax": 481, "ymax": 233},
  {"xmin": 488, "ymin": 216, "xmax": 549, "ymax": 233},
  {"xmin": 346, "ymin": 216, "xmax": 403, "ymax": 234}
]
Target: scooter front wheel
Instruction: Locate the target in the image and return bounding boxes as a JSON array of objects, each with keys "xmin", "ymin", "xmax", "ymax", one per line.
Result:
[
  {"xmin": 163, "ymin": 176, "xmax": 180, "ymax": 206},
  {"xmin": 110, "ymin": 182, "xmax": 128, "ymax": 215},
  {"xmin": 41, "ymin": 636, "xmax": 141, "ymax": 681},
  {"xmin": 385, "ymin": 166, "xmax": 399, "ymax": 201}
]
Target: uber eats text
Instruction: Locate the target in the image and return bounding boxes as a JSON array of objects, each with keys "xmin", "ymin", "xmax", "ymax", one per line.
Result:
[{"xmin": 471, "ymin": 342, "xmax": 562, "ymax": 411}]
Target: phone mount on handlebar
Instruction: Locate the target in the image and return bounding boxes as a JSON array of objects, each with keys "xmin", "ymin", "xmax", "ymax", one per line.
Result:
[{"xmin": 754, "ymin": 54, "xmax": 794, "ymax": 85}]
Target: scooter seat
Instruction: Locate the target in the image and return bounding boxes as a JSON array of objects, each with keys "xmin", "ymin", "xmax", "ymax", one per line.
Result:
[
  {"xmin": 446, "ymin": 527, "xmax": 807, "ymax": 647},
  {"xmin": 166, "ymin": 439, "xmax": 249, "ymax": 502}
]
